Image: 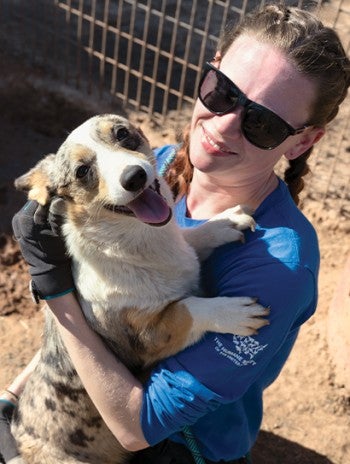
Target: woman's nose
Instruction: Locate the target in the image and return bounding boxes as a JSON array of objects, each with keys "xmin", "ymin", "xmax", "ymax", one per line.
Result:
[{"xmin": 213, "ymin": 107, "xmax": 244, "ymax": 139}]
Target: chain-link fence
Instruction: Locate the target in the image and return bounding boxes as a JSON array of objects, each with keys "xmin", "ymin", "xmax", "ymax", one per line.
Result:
[{"xmin": 1, "ymin": 0, "xmax": 349, "ymax": 216}]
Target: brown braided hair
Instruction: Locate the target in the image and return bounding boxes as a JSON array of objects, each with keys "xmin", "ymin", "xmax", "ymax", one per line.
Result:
[
  {"xmin": 165, "ymin": 3, "xmax": 350, "ymax": 205},
  {"xmin": 165, "ymin": 124, "xmax": 192, "ymax": 200}
]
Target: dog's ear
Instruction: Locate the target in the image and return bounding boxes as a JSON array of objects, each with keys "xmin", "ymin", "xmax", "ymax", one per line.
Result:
[{"xmin": 14, "ymin": 154, "xmax": 56, "ymax": 206}]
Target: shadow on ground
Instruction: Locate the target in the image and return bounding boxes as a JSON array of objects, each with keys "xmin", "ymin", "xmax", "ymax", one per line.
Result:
[{"xmin": 252, "ymin": 431, "xmax": 334, "ymax": 464}]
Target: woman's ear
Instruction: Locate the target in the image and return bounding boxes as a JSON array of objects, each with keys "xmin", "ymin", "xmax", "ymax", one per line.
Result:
[{"xmin": 284, "ymin": 127, "xmax": 325, "ymax": 160}]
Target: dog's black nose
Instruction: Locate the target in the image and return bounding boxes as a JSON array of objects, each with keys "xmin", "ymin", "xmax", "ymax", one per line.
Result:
[{"xmin": 120, "ymin": 165, "xmax": 147, "ymax": 192}]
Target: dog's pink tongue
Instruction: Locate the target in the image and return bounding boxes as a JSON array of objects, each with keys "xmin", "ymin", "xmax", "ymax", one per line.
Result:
[{"xmin": 127, "ymin": 188, "xmax": 171, "ymax": 225}]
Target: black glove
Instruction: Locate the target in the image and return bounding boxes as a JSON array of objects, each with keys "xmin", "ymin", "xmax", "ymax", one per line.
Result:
[
  {"xmin": 12, "ymin": 198, "xmax": 75, "ymax": 303},
  {"xmin": 0, "ymin": 399, "xmax": 21, "ymax": 463}
]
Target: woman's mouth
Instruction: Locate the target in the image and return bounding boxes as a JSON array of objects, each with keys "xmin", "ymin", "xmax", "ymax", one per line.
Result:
[{"xmin": 201, "ymin": 126, "xmax": 236, "ymax": 156}]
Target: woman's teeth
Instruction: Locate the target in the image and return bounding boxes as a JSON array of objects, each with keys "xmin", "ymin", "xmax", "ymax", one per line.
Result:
[{"xmin": 205, "ymin": 132, "xmax": 232, "ymax": 153}]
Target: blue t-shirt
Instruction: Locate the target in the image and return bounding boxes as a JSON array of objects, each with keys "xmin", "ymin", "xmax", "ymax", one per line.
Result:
[{"xmin": 141, "ymin": 145, "xmax": 320, "ymax": 461}]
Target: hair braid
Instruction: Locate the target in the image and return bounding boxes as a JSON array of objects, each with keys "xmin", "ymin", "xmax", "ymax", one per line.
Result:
[
  {"xmin": 164, "ymin": 124, "xmax": 193, "ymax": 199},
  {"xmin": 284, "ymin": 147, "xmax": 313, "ymax": 206}
]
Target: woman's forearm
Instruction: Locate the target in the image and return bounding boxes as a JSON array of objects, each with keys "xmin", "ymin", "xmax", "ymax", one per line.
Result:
[{"xmin": 47, "ymin": 293, "xmax": 149, "ymax": 452}]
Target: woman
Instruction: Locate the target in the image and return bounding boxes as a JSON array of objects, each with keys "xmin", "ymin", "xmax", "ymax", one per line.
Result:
[{"xmin": 2, "ymin": 3, "xmax": 350, "ymax": 464}]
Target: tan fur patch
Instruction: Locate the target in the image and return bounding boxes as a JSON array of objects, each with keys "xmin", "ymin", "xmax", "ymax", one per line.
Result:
[
  {"xmin": 70, "ymin": 144, "xmax": 95, "ymax": 163},
  {"xmin": 97, "ymin": 120, "xmax": 115, "ymax": 141},
  {"xmin": 97, "ymin": 176, "xmax": 109, "ymax": 199},
  {"xmin": 66, "ymin": 202, "xmax": 89, "ymax": 229},
  {"xmin": 121, "ymin": 302, "xmax": 193, "ymax": 365},
  {"xmin": 27, "ymin": 171, "xmax": 51, "ymax": 205}
]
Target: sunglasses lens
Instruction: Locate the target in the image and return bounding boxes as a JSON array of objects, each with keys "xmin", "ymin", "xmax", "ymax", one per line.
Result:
[
  {"xmin": 243, "ymin": 107, "xmax": 290, "ymax": 149},
  {"xmin": 199, "ymin": 69, "xmax": 238, "ymax": 114}
]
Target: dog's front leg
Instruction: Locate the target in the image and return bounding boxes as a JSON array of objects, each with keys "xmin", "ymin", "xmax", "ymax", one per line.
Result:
[
  {"xmin": 141, "ymin": 296, "xmax": 269, "ymax": 365},
  {"xmin": 183, "ymin": 205, "xmax": 256, "ymax": 261}
]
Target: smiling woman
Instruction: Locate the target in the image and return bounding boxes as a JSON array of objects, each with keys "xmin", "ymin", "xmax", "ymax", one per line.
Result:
[{"xmin": 183, "ymin": 34, "xmax": 324, "ymax": 218}]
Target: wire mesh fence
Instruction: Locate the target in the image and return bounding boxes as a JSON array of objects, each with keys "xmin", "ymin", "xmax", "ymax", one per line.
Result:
[{"xmin": 0, "ymin": 0, "xmax": 349, "ymax": 216}]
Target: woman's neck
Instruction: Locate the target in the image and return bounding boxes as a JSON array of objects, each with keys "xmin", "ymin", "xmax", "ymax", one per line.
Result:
[{"xmin": 186, "ymin": 170, "xmax": 279, "ymax": 219}]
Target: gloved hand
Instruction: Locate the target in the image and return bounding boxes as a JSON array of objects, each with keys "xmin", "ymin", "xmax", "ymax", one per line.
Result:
[
  {"xmin": 0, "ymin": 397, "xmax": 23, "ymax": 464},
  {"xmin": 12, "ymin": 198, "xmax": 75, "ymax": 303}
]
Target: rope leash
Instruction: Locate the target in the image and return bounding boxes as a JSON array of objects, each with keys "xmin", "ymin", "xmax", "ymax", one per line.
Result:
[{"xmin": 182, "ymin": 425, "xmax": 207, "ymax": 464}]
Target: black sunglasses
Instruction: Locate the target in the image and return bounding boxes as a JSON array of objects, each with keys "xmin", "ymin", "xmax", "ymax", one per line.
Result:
[{"xmin": 198, "ymin": 62, "xmax": 308, "ymax": 150}]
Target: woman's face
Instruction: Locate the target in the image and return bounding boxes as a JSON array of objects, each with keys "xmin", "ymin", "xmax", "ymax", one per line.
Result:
[{"xmin": 189, "ymin": 34, "xmax": 321, "ymax": 186}]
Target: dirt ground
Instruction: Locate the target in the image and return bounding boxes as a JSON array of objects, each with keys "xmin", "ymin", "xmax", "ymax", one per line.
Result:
[{"xmin": 0, "ymin": 52, "xmax": 349, "ymax": 464}]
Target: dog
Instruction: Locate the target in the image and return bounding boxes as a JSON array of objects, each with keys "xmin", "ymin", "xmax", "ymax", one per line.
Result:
[{"xmin": 12, "ymin": 114, "xmax": 269, "ymax": 463}]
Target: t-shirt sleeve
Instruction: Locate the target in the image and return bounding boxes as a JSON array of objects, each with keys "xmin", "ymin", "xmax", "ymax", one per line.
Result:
[{"xmin": 141, "ymin": 251, "xmax": 317, "ymax": 445}]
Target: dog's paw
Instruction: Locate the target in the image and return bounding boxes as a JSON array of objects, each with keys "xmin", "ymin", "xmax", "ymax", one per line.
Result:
[
  {"xmin": 214, "ymin": 296, "xmax": 270, "ymax": 336},
  {"xmin": 184, "ymin": 205, "xmax": 256, "ymax": 260},
  {"xmin": 212, "ymin": 205, "xmax": 256, "ymax": 231},
  {"xmin": 235, "ymin": 297, "xmax": 270, "ymax": 336},
  {"xmin": 210, "ymin": 205, "xmax": 256, "ymax": 232}
]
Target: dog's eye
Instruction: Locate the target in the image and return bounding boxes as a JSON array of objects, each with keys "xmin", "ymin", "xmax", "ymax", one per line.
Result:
[
  {"xmin": 113, "ymin": 127, "xmax": 129, "ymax": 141},
  {"xmin": 76, "ymin": 165, "xmax": 90, "ymax": 179}
]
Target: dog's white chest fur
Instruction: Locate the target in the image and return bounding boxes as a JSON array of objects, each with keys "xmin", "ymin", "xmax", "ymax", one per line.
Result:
[{"xmin": 64, "ymin": 217, "xmax": 200, "ymax": 321}]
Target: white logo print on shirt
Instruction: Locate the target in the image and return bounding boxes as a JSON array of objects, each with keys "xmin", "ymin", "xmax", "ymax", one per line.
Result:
[{"xmin": 214, "ymin": 335, "xmax": 268, "ymax": 367}]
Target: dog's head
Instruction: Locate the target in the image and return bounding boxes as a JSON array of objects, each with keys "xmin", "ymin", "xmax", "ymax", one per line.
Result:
[{"xmin": 15, "ymin": 114, "xmax": 173, "ymax": 226}]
